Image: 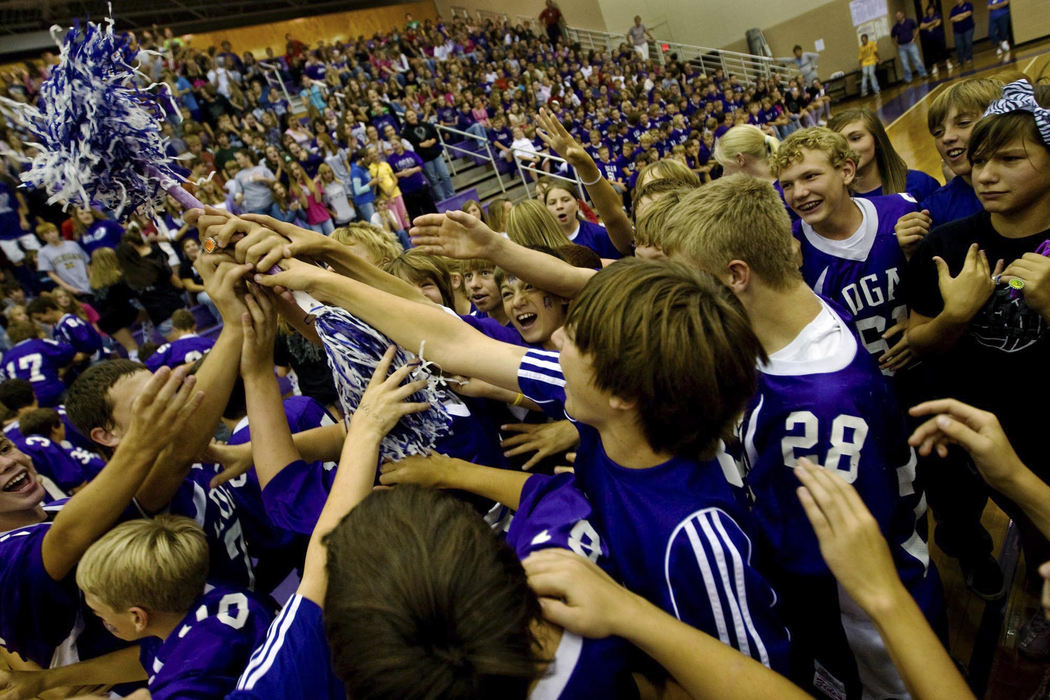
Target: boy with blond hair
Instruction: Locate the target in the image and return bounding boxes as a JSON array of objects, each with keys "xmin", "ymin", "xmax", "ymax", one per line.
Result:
[
  {"xmin": 330, "ymin": 222, "xmax": 404, "ymax": 267},
  {"xmin": 773, "ymin": 127, "xmax": 917, "ymax": 373},
  {"xmin": 16, "ymin": 515, "xmax": 272, "ymax": 698},
  {"xmin": 662, "ymin": 174, "xmax": 940, "ymax": 700}
]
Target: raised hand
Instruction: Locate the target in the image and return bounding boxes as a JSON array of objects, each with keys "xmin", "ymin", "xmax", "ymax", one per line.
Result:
[
  {"xmin": 894, "ymin": 210, "xmax": 931, "ymax": 260},
  {"xmin": 522, "ymin": 548, "xmax": 636, "ymax": 639},
  {"xmin": 204, "ymin": 440, "xmax": 253, "ymax": 489},
  {"xmin": 409, "ymin": 210, "xmax": 502, "ymax": 260},
  {"xmin": 535, "ymin": 108, "xmax": 591, "ymax": 167},
  {"xmin": 794, "ymin": 458, "xmax": 900, "ymax": 614},
  {"xmin": 123, "ymin": 365, "xmax": 204, "ymax": 449},
  {"xmin": 240, "ymin": 288, "xmax": 278, "ymax": 371},
  {"xmin": 1002, "ymin": 252, "xmax": 1050, "ymax": 321},
  {"xmin": 908, "ymin": 398, "xmax": 1026, "ymax": 488},
  {"xmin": 378, "ymin": 452, "xmax": 457, "ymax": 489},
  {"xmin": 349, "ymin": 345, "xmax": 431, "ymax": 439},
  {"xmin": 501, "ymin": 420, "xmax": 579, "ymax": 471},
  {"xmin": 934, "ymin": 244, "xmax": 996, "ymax": 324}
]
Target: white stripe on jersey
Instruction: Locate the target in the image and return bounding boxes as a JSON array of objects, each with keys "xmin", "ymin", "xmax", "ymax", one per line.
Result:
[
  {"xmin": 528, "ymin": 631, "xmax": 583, "ymax": 699},
  {"xmin": 237, "ymin": 593, "xmax": 304, "ymax": 690},
  {"xmin": 520, "ymin": 351, "xmax": 562, "ymax": 374},
  {"xmin": 707, "ymin": 512, "xmax": 770, "ymax": 668},
  {"xmin": 666, "ymin": 508, "xmax": 771, "ymax": 668},
  {"xmin": 518, "ymin": 369, "xmax": 566, "ymax": 389}
]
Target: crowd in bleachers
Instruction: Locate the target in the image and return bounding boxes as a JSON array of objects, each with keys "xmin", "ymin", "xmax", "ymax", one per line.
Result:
[{"xmin": 0, "ymin": 8, "xmax": 1049, "ymax": 700}]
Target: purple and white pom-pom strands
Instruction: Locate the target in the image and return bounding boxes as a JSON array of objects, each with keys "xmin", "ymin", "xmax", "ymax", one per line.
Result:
[
  {"xmin": 310, "ymin": 303, "xmax": 452, "ymax": 462},
  {"xmin": 5, "ymin": 15, "xmax": 181, "ymax": 214}
]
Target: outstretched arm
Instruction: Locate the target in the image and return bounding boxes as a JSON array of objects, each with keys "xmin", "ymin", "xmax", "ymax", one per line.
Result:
[
  {"xmin": 795, "ymin": 459, "xmax": 975, "ymax": 700},
  {"xmin": 909, "ymin": 398, "xmax": 1050, "ymax": 539},
  {"xmin": 410, "ymin": 210, "xmax": 596, "ymax": 299},
  {"xmin": 379, "ymin": 453, "xmax": 531, "ymax": 509},
  {"xmin": 535, "ymin": 109, "xmax": 633, "ymax": 255},
  {"xmin": 43, "ymin": 367, "xmax": 204, "ymax": 581},
  {"xmin": 298, "ymin": 346, "xmax": 430, "ymax": 605},
  {"xmin": 254, "ymin": 258, "xmax": 528, "ymax": 393},
  {"xmin": 523, "ymin": 549, "xmax": 810, "ymax": 700}
]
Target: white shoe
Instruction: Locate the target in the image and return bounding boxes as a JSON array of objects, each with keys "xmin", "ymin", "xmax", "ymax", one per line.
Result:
[
  {"xmin": 996, "ymin": 47, "xmax": 1003, "ymax": 56},
  {"xmin": 1002, "ymin": 41, "xmax": 1011, "ymax": 51},
  {"xmin": 932, "ymin": 65, "xmax": 939, "ymax": 76},
  {"xmin": 946, "ymin": 60, "xmax": 954, "ymax": 70}
]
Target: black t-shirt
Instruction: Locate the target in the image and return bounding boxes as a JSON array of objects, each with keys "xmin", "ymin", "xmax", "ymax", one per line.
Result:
[
  {"xmin": 903, "ymin": 211, "xmax": 1050, "ymax": 465},
  {"xmin": 179, "ymin": 257, "xmax": 204, "ymax": 286},
  {"xmin": 92, "ymin": 281, "xmax": 139, "ymax": 335},
  {"xmin": 274, "ymin": 331, "xmax": 338, "ymax": 407},
  {"xmin": 403, "ymin": 122, "xmax": 442, "ymax": 161}
]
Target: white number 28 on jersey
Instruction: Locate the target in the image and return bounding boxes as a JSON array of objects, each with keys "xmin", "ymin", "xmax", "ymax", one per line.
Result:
[{"xmin": 781, "ymin": 411, "xmax": 869, "ymax": 483}]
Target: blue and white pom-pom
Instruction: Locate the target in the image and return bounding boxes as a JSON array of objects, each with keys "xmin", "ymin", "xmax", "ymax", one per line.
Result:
[
  {"xmin": 5, "ymin": 15, "xmax": 182, "ymax": 214},
  {"xmin": 310, "ymin": 303, "xmax": 452, "ymax": 461}
]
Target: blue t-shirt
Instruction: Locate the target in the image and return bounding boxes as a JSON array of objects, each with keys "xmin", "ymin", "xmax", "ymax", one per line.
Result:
[
  {"xmin": 387, "ymin": 150, "xmax": 428, "ymax": 192},
  {"xmin": 139, "ymin": 587, "xmax": 273, "ymax": 700},
  {"xmin": 229, "ymin": 594, "xmax": 346, "ymax": 699},
  {"xmin": 569, "ymin": 220, "xmax": 622, "ymax": 260},
  {"xmin": 950, "ymin": 2, "xmax": 975, "ymax": 33},
  {"xmin": 3, "ymin": 338, "xmax": 76, "ymax": 407},
  {"xmin": 349, "ymin": 163, "xmax": 375, "ymax": 205},
  {"xmin": 794, "ymin": 195, "xmax": 916, "ymax": 363},
  {"xmin": 144, "ymin": 334, "xmax": 216, "ymax": 371},
  {"xmin": 988, "ymin": 0, "xmax": 1010, "ymax": 19},
  {"xmin": 855, "ymin": 170, "xmax": 940, "ymax": 203},
  {"xmin": 891, "ymin": 18, "xmax": 918, "ymax": 44},
  {"xmin": 919, "ymin": 174, "xmax": 983, "ymax": 228},
  {"xmin": 516, "ymin": 349, "xmax": 791, "ymax": 674},
  {"xmin": 12, "ymin": 434, "xmax": 102, "ymax": 494},
  {"xmin": 78, "ymin": 220, "xmax": 125, "ymax": 256}
]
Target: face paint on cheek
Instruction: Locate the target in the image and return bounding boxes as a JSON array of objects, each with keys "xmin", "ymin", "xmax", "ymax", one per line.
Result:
[{"xmin": 543, "ymin": 296, "xmax": 553, "ymax": 309}]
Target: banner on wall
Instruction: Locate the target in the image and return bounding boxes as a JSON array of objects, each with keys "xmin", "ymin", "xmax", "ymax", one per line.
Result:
[{"xmin": 849, "ymin": 0, "xmax": 888, "ymax": 26}]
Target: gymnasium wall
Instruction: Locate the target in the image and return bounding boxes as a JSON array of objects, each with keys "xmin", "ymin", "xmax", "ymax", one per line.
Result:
[{"xmin": 178, "ymin": 0, "xmax": 437, "ymax": 57}]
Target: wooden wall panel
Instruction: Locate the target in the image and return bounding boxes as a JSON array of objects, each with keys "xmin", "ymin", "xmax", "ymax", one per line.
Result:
[{"xmin": 180, "ymin": 0, "xmax": 437, "ymax": 56}]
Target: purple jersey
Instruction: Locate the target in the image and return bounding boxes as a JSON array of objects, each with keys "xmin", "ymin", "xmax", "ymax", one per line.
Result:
[
  {"xmin": 226, "ymin": 397, "xmax": 336, "ymax": 590},
  {"xmin": 739, "ymin": 301, "xmax": 940, "ymax": 697},
  {"xmin": 0, "ymin": 502, "xmax": 80, "ymax": 667},
  {"xmin": 568, "ymin": 220, "xmax": 622, "ymax": 260},
  {"xmin": 139, "ymin": 587, "xmax": 273, "ymax": 700},
  {"xmin": 78, "ymin": 220, "xmax": 124, "ymax": 255},
  {"xmin": 53, "ymin": 314, "xmax": 103, "ymax": 359},
  {"xmin": 229, "ymin": 594, "xmax": 346, "ymax": 700},
  {"xmin": 10, "ymin": 434, "xmax": 99, "ymax": 494},
  {"xmin": 506, "ymin": 472, "xmax": 607, "ymax": 567},
  {"xmin": 517, "ymin": 349, "xmax": 791, "ymax": 673},
  {"xmin": 144, "ymin": 334, "xmax": 216, "ymax": 371},
  {"xmin": 387, "ymin": 150, "xmax": 428, "ymax": 192},
  {"xmin": 795, "ymin": 195, "xmax": 916, "ymax": 364},
  {"xmin": 3, "ymin": 338, "xmax": 76, "ymax": 407},
  {"xmin": 167, "ymin": 466, "xmax": 256, "ymax": 589}
]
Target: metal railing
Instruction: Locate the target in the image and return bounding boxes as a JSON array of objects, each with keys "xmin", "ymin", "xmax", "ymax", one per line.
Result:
[
  {"xmin": 659, "ymin": 42, "xmax": 796, "ymax": 85},
  {"xmin": 509, "ymin": 147, "xmax": 584, "ymax": 200},
  {"xmin": 433, "ymin": 123, "xmax": 508, "ymax": 196}
]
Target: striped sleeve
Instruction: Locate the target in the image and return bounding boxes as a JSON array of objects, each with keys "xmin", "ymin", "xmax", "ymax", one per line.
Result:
[
  {"xmin": 231, "ymin": 594, "xmax": 344, "ymax": 698},
  {"xmin": 664, "ymin": 508, "xmax": 779, "ymax": 669},
  {"xmin": 516, "ymin": 349, "xmax": 567, "ymax": 420}
]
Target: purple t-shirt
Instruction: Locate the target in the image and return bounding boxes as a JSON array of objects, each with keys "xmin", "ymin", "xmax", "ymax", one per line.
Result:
[
  {"xmin": 3, "ymin": 338, "xmax": 76, "ymax": 407},
  {"xmin": 144, "ymin": 334, "xmax": 216, "ymax": 371},
  {"xmin": 387, "ymin": 150, "xmax": 428, "ymax": 192}
]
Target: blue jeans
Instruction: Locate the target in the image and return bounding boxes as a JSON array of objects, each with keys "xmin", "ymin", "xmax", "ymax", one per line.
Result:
[
  {"xmin": 309, "ymin": 219, "xmax": 335, "ymax": 235},
  {"xmin": 196, "ymin": 291, "xmax": 220, "ymax": 326},
  {"xmin": 465, "ymin": 122, "xmax": 488, "ymax": 140},
  {"xmin": 954, "ymin": 28, "xmax": 974, "ymax": 63},
  {"xmin": 861, "ymin": 64, "xmax": 880, "ymax": 95},
  {"xmin": 355, "ymin": 201, "xmax": 376, "ymax": 221},
  {"xmin": 423, "ymin": 156, "xmax": 455, "ymax": 201},
  {"xmin": 898, "ymin": 42, "xmax": 927, "ymax": 81},
  {"xmin": 989, "ymin": 14, "xmax": 1011, "ymax": 46}
]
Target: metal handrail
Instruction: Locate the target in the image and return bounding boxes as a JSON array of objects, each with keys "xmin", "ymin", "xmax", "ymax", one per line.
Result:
[
  {"xmin": 509, "ymin": 147, "xmax": 584, "ymax": 200},
  {"xmin": 434, "ymin": 123, "xmax": 507, "ymax": 196}
]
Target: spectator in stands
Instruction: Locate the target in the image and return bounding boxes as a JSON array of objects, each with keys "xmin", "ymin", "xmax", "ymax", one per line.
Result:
[
  {"xmin": 539, "ymin": 0, "xmax": 564, "ymax": 46},
  {"xmin": 627, "ymin": 16, "xmax": 656, "ymax": 61},
  {"xmin": 402, "ymin": 109, "xmax": 455, "ymax": 202},
  {"xmin": 115, "ymin": 231, "xmax": 185, "ymax": 340},
  {"xmin": 36, "ymin": 222, "xmax": 92, "ymax": 299},
  {"xmin": 178, "ymin": 237, "xmax": 221, "ymax": 324},
  {"xmin": 230, "ymin": 148, "xmax": 276, "ymax": 214}
]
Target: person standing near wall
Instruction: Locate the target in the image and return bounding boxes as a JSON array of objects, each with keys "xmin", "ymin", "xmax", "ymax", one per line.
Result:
[
  {"xmin": 949, "ymin": 0, "xmax": 975, "ymax": 65},
  {"xmin": 891, "ymin": 11, "xmax": 928, "ymax": 82},
  {"xmin": 858, "ymin": 33, "xmax": 880, "ymax": 97},
  {"xmin": 920, "ymin": 4, "xmax": 952, "ymax": 75},
  {"xmin": 627, "ymin": 16, "xmax": 655, "ymax": 61},
  {"xmin": 779, "ymin": 45, "xmax": 821, "ymax": 85},
  {"xmin": 539, "ymin": 0, "xmax": 563, "ymax": 47},
  {"xmin": 987, "ymin": 0, "xmax": 1012, "ymax": 55}
]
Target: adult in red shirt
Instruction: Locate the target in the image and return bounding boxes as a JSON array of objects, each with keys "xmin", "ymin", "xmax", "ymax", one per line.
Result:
[{"xmin": 539, "ymin": 0, "xmax": 563, "ymax": 46}]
